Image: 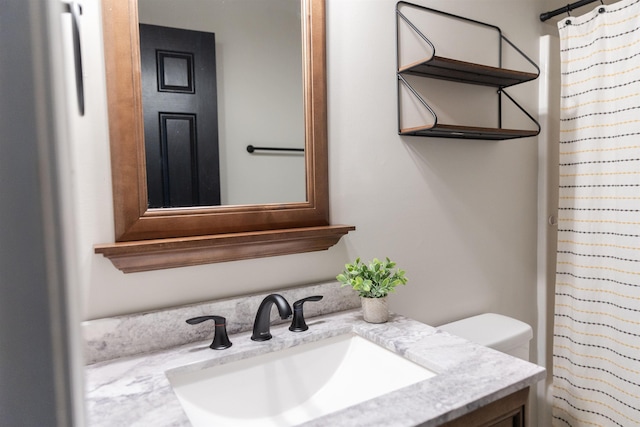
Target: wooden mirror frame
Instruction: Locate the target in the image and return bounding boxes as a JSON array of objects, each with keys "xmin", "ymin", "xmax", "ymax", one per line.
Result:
[{"xmin": 95, "ymin": 0, "xmax": 353, "ymax": 272}]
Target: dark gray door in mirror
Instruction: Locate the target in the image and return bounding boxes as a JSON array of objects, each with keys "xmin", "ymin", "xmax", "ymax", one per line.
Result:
[
  {"xmin": 140, "ymin": 24, "xmax": 221, "ymax": 208},
  {"xmin": 138, "ymin": 0, "xmax": 306, "ymax": 207}
]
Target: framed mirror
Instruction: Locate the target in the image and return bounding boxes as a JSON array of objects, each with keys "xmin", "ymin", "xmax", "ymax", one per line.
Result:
[{"xmin": 95, "ymin": 0, "xmax": 353, "ymax": 272}]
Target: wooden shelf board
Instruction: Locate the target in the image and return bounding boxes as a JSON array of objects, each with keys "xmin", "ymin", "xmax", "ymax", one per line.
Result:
[
  {"xmin": 399, "ymin": 56, "xmax": 538, "ymax": 88},
  {"xmin": 400, "ymin": 123, "xmax": 539, "ymax": 140},
  {"xmin": 95, "ymin": 225, "xmax": 355, "ymax": 273}
]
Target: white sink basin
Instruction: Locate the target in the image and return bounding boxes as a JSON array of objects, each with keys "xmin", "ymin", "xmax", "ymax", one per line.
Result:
[{"xmin": 166, "ymin": 333, "xmax": 436, "ymax": 426}]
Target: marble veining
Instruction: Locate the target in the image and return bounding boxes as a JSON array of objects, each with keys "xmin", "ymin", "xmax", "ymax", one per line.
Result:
[
  {"xmin": 83, "ymin": 281, "xmax": 360, "ymax": 364},
  {"xmin": 85, "ymin": 309, "xmax": 546, "ymax": 427}
]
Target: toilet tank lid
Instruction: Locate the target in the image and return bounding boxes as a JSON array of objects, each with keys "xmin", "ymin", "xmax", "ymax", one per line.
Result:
[{"xmin": 437, "ymin": 313, "xmax": 533, "ymax": 353}]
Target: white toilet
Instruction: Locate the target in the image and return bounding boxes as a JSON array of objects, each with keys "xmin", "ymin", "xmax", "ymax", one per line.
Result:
[{"xmin": 437, "ymin": 313, "xmax": 533, "ymax": 361}]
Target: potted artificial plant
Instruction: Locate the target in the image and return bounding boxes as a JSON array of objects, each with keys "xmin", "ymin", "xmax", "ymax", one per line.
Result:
[{"xmin": 336, "ymin": 257, "xmax": 408, "ymax": 323}]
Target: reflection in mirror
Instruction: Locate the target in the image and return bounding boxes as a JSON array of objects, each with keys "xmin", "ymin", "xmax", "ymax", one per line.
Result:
[
  {"xmin": 96, "ymin": 0, "xmax": 355, "ymax": 272},
  {"xmin": 138, "ymin": 0, "xmax": 306, "ymax": 207}
]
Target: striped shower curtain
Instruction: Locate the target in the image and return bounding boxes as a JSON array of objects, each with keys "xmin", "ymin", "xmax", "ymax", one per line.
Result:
[{"xmin": 553, "ymin": 0, "xmax": 640, "ymax": 426}]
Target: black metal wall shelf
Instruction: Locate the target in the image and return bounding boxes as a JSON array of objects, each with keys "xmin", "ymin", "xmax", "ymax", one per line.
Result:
[{"xmin": 396, "ymin": 2, "xmax": 540, "ymax": 141}]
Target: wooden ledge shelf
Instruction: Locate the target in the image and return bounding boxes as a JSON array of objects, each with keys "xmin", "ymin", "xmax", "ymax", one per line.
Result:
[
  {"xmin": 95, "ymin": 225, "xmax": 355, "ymax": 273},
  {"xmin": 399, "ymin": 56, "xmax": 538, "ymax": 88},
  {"xmin": 399, "ymin": 123, "xmax": 539, "ymax": 140}
]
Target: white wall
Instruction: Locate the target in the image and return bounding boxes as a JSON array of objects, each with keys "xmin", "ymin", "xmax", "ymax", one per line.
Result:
[
  {"xmin": 328, "ymin": 0, "xmax": 542, "ymax": 332},
  {"xmin": 78, "ymin": 0, "xmax": 544, "ymax": 354},
  {"xmin": 537, "ymin": 33, "xmax": 561, "ymax": 427}
]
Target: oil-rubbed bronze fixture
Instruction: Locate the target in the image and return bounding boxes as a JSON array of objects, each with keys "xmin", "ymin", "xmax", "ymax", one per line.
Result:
[
  {"xmin": 251, "ymin": 294, "xmax": 292, "ymax": 341},
  {"xmin": 186, "ymin": 315, "xmax": 232, "ymax": 350},
  {"xmin": 289, "ymin": 296, "xmax": 323, "ymax": 332}
]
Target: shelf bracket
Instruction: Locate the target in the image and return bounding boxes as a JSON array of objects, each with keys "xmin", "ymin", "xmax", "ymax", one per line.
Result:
[
  {"xmin": 499, "ymin": 88, "xmax": 541, "ymax": 135},
  {"xmin": 397, "ymin": 73, "xmax": 438, "ymax": 132}
]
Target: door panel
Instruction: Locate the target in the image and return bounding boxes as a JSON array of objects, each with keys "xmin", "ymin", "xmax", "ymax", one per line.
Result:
[{"xmin": 139, "ymin": 24, "xmax": 221, "ymax": 208}]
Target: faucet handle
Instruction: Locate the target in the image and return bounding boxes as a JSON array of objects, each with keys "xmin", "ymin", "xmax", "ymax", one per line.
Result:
[
  {"xmin": 186, "ymin": 315, "xmax": 232, "ymax": 350},
  {"xmin": 289, "ymin": 295, "xmax": 323, "ymax": 332}
]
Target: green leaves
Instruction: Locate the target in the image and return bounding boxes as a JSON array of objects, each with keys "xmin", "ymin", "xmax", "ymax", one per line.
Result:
[{"xmin": 336, "ymin": 257, "xmax": 408, "ymax": 298}]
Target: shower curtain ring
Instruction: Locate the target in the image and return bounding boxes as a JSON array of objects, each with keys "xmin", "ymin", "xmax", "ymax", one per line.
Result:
[
  {"xmin": 598, "ymin": 0, "xmax": 606, "ymax": 12},
  {"xmin": 564, "ymin": 4, "xmax": 572, "ymax": 25}
]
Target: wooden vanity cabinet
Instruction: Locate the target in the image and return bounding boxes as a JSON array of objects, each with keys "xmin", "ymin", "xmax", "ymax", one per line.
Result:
[{"xmin": 439, "ymin": 387, "xmax": 528, "ymax": 427}]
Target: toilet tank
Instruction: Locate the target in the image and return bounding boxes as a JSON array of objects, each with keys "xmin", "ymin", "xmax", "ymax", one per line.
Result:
[{"xmin": 437, "ymin": 313, "xmax": 533, "ymax": 361}]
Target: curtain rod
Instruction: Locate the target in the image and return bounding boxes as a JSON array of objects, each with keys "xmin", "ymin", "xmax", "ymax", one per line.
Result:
[{"xmin": 540, "ymin": 0, "xmax": 603, "ymax": 21}]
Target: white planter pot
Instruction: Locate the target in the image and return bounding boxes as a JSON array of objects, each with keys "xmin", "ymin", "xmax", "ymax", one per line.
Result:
[{"xmin": 361, "ymin": 296, "xmax": 389, "ymax": 323}]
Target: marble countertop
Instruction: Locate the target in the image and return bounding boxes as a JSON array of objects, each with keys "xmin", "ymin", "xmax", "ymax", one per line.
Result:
[{"xmin": 85, "ymin": 309, "xmax": 545, "ymax": 427}]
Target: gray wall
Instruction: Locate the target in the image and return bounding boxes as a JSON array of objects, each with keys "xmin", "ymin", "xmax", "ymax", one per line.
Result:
[{"xmin": 0, "ymin": 1, "xmax": 80, "ymax": 425}]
